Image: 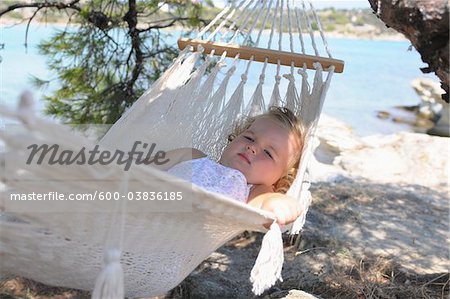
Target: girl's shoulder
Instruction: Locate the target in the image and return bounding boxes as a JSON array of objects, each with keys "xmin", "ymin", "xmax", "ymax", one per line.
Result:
[
  {"xmin": 191, "ymin": 148, "xmax": 207, "ymax": 159},
  {"xmin": 247, "ymin": 184, "xmax": 275, "ymax": 202}
]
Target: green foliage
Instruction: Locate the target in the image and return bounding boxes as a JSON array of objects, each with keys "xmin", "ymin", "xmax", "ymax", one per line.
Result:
[
  {"xmin": 325, "ymin": 24, "xmax": 336, "ymax": 32},
  {"xmin": 317, "ymin": 8, "xmax": 368, "ymax": 29},
  {"xmin": 29, "ymin": 0, "xmax": 209, "ymax": 124},
  {"xmin": 353, "ymin": 17, "xmax": 365, "ymax": 26},
  {"xmin": 327, "ymin": 10, "xmax": 350, "ymax": 25},
  {"xmin": 4, "ymin": 10, "xmax": 22, "ymax": 19},
  {"xmin": 0, "ymin": 0, "xmax": 18, "ymax": 9}
]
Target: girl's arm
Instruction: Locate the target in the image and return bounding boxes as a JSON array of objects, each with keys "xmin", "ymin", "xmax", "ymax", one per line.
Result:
[
  {"xmin": 247, "ymin": 187, "xmax": 302, "ymax": 226},
  {"xmin": 153, "ymin": 148, "xmax": 205, "ymax": 171}
]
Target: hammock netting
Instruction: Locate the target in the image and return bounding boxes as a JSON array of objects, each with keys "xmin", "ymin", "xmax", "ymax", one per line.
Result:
[{"xmin": 0, "ymin": 0, "xmax": 343, "ymax": 297}]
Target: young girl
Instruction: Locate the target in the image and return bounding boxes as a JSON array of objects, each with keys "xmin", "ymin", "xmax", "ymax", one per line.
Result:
[{"xmin": 160, "ymin": 107, "xmax": 305, "ymax": 226}]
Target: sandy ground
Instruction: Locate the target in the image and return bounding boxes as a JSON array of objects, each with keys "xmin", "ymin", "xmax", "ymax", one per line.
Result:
[
  {"xmin": 309, "ymin": 115, "xmax": 449, "ymax": 277},
  {"xmin": 168, "ymin": 179, "xmax": 448, "ymax": 298}
]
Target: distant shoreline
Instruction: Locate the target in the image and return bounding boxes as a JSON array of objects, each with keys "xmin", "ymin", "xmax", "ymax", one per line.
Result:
[
  {"xmin": 324, "ymin": 31, "xmax": 406, "ymax": 42},
  {"xmin": 0, "ymin": 17, "xmax": 406, "ymax": 42}
]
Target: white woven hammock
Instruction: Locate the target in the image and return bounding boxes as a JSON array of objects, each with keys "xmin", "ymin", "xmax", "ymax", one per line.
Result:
[{"xmin": 0, "ymin": 0, "xmax": 343, "ymax": 297}]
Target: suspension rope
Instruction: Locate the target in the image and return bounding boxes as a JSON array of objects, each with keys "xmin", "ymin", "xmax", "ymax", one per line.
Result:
[
  {"xmin": 197, "ymin": 5, "xmax": 231, "ymax": 39},
  {"xmin": 230, "ymin": 0, "xmax": 262, "ymax": 44},
  {"xmin": 294, "ymin": 6, "xmax": 306, "ymax": 54},
  {"xmin": 287, "ymin": 0, "xmax": 294, "ymax": 53},
  {"xmin": 255, "ymin": 0, "xmax": 275, "ymax": 46},
  {"xmin": 309, "ymin": 1, "xmax": 333, "ymax": 58},
  {"xmin": 278, "ymin": 0, "xmax": 284, "ymax": 52},
  {"xmin": 220, "ymin": 0, "xmax": 256, "ymax": 43},
  {"xmin": 205, "ymin": 5, "xmax": 238, "ymax": 42},
  {"xmin": 243, "ymin": 0, "xmax": 269, "ymax": 45},
  {"xmin": 302, "ymin": 0, "xmax": 319, "ymax": 57},
  {"xmin": 267, "ymin": 0, "xmax": 280, "ymax": 50}
]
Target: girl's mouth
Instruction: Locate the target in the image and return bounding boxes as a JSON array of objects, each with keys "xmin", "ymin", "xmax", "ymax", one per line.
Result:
[{"xmin": 238, "ymin": 153, "xmax": 251, "ymax": 164}]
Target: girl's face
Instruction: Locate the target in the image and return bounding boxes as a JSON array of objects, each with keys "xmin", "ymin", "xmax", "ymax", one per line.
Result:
[{"xmin": 220, "ymin": 117, "xmax": 300, "ymax": 187}]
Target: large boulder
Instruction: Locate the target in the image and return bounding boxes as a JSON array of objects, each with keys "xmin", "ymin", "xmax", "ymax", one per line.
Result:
[
  {"xmin": 311, "ymin": 114, "xmax": 449, "ymax": 188},
  {"xmin": 411, "ymin": 78, "xmax": 449, "ymax": 137}
]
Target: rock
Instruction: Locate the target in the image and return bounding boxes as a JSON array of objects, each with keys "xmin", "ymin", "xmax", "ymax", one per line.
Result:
[
  {"xmin": 311, "ymin": 115, "xmax": 448, "ymax": 188},
  {"xmin": 264, "ymin": 289, "xmax": 321, "ymax": 299},
  {"xmin": 414, "ymin": 117, "xmax": 435, "ymax": 129},
  {"xmin": 389, "ymin": 79, "xmax": 449, "ymax": 136},
  {"xmin": 427, "ymin": 100, "xmax": 450, "ymax": 137},
  {"xmin": 315, "ymin": 115, "xmax": 363, "ymax": 152},
  {"xmin": 376, "ymin": 110, "xmax": 390, "ymax": 119},
  {"xmin": 411, "ymin": 78, "xmax": 445, "ymax": 120},
  {"xmin": 392, "ymin": 116, "xmax": 414, "ymax": 124},
  {"xmin": 411, "ymin": 78, "xmax": 449, "ymax": 136},
  {"xmin": 308, "ymin": 115, "xmax": 361, "ymax": 182},
  {"xmin": 336, "ymin": 132, "xmax": 448, "ymax": 188}
]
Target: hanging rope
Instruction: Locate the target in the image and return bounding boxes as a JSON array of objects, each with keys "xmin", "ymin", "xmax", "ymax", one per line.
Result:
[
  {"xmin": 309, "ymin": 1, "xmax": 333, "ymax": 58},
  {"xmin": 294, "ymin": 6, "xmax": 306, "ymax": 54},
  {"xmin": 302, "ymin": 0, "xmax": 319, "ymax": 57}
]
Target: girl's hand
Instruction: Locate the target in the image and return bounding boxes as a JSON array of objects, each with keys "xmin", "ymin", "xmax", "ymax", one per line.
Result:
[
  {"xmin": 248, "ymin": 192, "xmax": 303, "ymax": 226},
  {"xmin": 261, "ymin": 194, "xmax": 302, "ymax": 226}
]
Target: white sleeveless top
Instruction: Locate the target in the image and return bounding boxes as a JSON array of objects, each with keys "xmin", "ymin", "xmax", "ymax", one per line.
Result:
[{"xmin": 167, "ymin": 157, "xmax": 251, "ymax": 203}]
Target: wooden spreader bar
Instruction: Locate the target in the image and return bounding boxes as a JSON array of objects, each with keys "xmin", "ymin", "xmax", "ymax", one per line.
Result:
[{"xmin": 178, "ymin": 38, "xmax": 344, "ymax": 73}]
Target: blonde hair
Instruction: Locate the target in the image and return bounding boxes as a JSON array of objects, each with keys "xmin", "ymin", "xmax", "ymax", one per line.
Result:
[{"xmin": 228, "ymin": 107, "xmax": 305, "ymax": 193}]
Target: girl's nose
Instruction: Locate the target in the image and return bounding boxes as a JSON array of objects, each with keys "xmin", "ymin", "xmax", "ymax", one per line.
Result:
[{"xmin": 247, "ymin": 144, "xmax": 257, "ymax": 154}]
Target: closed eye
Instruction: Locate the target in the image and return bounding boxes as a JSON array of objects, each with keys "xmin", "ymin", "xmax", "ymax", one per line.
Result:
[
  {"xmin": 264, "ymin": 149, "xmax": 273, "ymax": 159},
  {"xmin": 244, "ymin": 136, "xmax": 254, "ymax": 142}
]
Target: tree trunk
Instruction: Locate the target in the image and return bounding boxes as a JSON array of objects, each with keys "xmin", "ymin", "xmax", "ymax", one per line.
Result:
[{"xmin": 368, "ymin": 0, "xmax": 449, "ymax": 102}]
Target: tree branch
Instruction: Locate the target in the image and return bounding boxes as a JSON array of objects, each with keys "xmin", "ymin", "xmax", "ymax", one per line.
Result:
[
  {"xmin": 138, "ymin": 16, "xmax": 209, "ymax": 32},
  {"xmin": 0, "ymin": 0, "xmax": 81, "ymax": 17},
  {"xmin": 123, "ymin": 0, "xmax": 144, "ymax": 99}
]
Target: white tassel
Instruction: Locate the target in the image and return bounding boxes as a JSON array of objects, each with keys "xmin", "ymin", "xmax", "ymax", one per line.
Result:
[
  {"xmin": 245, "ymin": 73, "xmax": 266, "ymax": 116},
  {"xmin": 283, "ymin": 73, "xmax": 300, "ymax": 115},
  {"xmin": 250, "ymin": 222, "xmax": 284, "ymax": 296},
  {"xmin": 289, "ymin": 184, "xmax": 312, "ymax": 235},
  {"xmin": 215, "ymin": 72, "xmax": 247, "ymax": 138},
  {"xmin": 269, "ymin": 74, "xmax": 282, "ymax": 107},
  {"xmin": 165, "ymin": 51, "xmax": 200, "ymax": 90},
  {"xmin": 92, "ymin": 249, "xmax": 124, "ymax": 299},
  {"xmin": 199, "ymin": 65, "xmax": 237, "ymax": 159}
]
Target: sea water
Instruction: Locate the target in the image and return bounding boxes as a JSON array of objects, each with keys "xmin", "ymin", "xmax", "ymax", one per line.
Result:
[{"xmin": 0, "ymin": 24, "xmax": 436, "ymax": 135}]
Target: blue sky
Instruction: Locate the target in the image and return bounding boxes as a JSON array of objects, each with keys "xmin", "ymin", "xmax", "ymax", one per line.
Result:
[{"xmin": 213, "ymin": 0, "xmax": 371, "ymax": 9}]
